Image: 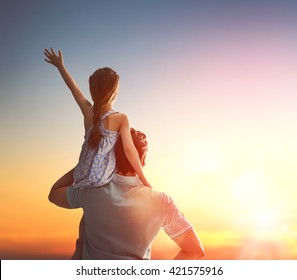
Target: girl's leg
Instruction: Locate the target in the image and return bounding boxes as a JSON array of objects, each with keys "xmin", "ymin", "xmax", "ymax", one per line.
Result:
[
  {"xmin": 52, "ymin": 168, "xmax": 74, "ymax": 189},
  {"xmin": 49, "ymin": 168, "xmax": 75, "ymax": 207}
]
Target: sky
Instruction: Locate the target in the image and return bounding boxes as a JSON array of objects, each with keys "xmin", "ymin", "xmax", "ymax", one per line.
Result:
[{"xmin": 1, "ymin": 0, "xmax": 297, "ymax": 259}]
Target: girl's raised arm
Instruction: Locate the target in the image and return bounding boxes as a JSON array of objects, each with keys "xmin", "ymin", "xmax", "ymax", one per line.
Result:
[{"xmin": 44, "ymin": 48, "xmax": 92, "ymax": 121}]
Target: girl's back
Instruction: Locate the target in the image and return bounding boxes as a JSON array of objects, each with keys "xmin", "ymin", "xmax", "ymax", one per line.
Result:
[{"xmin": 73, "ymin": 109, "xmax": 127, "ymax": 189}]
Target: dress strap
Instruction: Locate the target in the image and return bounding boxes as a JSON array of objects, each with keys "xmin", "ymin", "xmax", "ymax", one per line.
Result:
[{"xmin": 101, "ymin": 109, "xmax": 118, "ymax": 120}]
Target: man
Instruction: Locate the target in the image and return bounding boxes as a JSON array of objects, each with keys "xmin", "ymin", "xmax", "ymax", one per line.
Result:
[{"xmin": 49, "ymin": 129, "xmax": 205, "ymax": 260}]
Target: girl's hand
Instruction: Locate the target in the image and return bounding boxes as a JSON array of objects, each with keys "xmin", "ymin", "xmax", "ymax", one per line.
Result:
[
  {"xmin": 44, "ymin": 48, "xmax": 64, "ymax": 68},
  {"xmin": 141, "ymin": 177, "xmax": 152, "ymax": 188}
]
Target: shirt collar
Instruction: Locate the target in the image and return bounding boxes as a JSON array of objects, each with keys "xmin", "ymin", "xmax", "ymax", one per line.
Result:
[{"xmin": 112, "ymin": 174, "xmax": 142, "ymax": 186}]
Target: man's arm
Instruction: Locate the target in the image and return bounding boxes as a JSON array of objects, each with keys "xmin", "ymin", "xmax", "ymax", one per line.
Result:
[
  {"xmin": 71, "ymin": 215, "xmax": 85, "ymax": 260},
  {"xmin": 172, "ymin": 229, "xmax": 205, "ymax": 260},
  {"xmin": 48, "ymin": 168, "xmax": 75, "ymax": 209}
]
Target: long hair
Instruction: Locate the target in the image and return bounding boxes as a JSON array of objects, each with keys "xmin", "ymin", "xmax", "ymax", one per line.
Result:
[{"xmin": 88, "ymin": 67, "xmax": 119, "ymax": 149}]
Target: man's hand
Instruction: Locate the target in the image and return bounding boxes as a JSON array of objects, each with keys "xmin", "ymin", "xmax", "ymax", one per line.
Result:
[
  {"xmin": 173, "ymin": 229, "xmax": 205, "ymax": 260},
  {"xmin": 44, "ymin": 48, "xmax": 64, "ymax": 68}
]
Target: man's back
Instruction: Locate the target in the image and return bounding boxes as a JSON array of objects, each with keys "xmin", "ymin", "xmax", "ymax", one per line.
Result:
[{"xmin": 67, "ymin": 174, "xmax": 192, "ymax": 259}]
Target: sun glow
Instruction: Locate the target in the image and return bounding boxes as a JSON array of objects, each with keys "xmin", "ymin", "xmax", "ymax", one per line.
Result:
[
  {"xmin": 231, "ymin": 170, "xmax": 286, "ymax": 242},
  {"xmin": 251, "ymin": 209, "xmax": 281, "ymax": 239},
  {"xmin": 181, "ymin": 142, "xmax": 222, "ymax": 173},
  {"xmin": 232, "ymin": 171, "xmax": 271, "ymax": 207}
]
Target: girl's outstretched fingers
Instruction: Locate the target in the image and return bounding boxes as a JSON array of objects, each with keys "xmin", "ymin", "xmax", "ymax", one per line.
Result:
[{"xmin": 44, "ymin": 48, "xmax": 63, "ymax": 67}]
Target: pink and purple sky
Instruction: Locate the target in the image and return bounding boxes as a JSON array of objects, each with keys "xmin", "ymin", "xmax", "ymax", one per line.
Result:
[{"xmin": 1, "ymin": 0, "xmax": 297, "ymax": 259}]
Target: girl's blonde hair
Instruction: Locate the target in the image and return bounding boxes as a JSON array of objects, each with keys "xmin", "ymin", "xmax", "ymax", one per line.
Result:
[{"xmin": 88, "ymin": 67, "xmax": 119, "ymax": 149}]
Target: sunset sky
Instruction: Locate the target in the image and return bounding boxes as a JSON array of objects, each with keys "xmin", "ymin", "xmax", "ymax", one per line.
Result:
[{"xmin": 1, "ymin": 0, "xmax": 297, "ymax": 259}]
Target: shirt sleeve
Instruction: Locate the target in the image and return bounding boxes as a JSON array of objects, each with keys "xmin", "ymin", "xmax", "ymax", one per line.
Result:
[
  {"xmin": 162, "ymin": 195, "xmax": 193, "ymax": 239},
  {"xmin": 66, "ymin": 187, "xmax": 83, "ymax": 209}
]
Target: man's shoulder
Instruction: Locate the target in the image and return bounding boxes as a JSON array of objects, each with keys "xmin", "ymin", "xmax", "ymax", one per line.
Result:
[
  {"xmin": 111, "ymin": 175, "xmax": 175, "ymax": 204},
  {"xmin": 137, "ymin": 184, "xmax": 174, "ymax": 205}
]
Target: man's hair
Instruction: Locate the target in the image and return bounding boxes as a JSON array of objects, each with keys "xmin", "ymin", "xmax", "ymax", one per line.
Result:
[{"xmin": 115, "ymin": 128, "xmax": 148, "ymax": 174}]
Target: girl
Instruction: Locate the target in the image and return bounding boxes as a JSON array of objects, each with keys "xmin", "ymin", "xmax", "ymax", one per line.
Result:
[
  {"xmin": 44, "ymin": 48, "xmax": 150, "ymax": 189},
  {"xmin": 45, "ymin": 48, "xmax": 150, "ymax": 259}
]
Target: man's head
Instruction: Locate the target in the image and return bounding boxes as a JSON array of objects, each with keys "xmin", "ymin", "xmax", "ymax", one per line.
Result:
[{"xmin": 115, "ymin": 128, "xmax": 148, "ymax": 175}]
